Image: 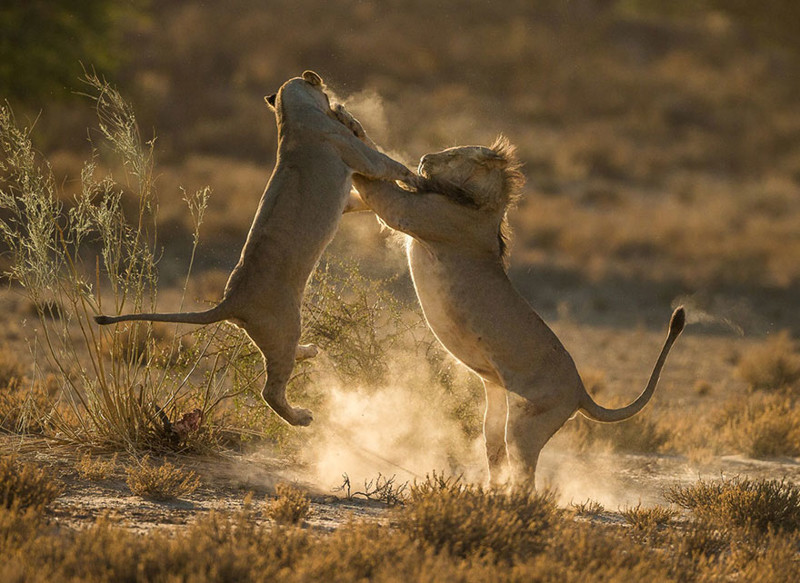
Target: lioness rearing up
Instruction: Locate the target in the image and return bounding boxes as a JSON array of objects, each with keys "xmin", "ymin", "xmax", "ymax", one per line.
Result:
[
  {"xmin": 350, "ymin": 135, "xmax": 685, "ymax": 485},
  {"xmin": 95, "ymin": 71, "xmax": 412, "ymax": 427}
]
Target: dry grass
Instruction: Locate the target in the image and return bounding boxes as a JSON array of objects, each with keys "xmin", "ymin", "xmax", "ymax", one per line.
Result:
[
  {"xmin": 667, "ymin": 477, "xmax": 800, "ymax": 534},
  {"xmin": 715, "ymin": 392, "xmax": 800, "ymax": 458},
  {"xmin": 570, "ymin": 498, "xmax": 604, "ymax": 517},
  {"xmin": 565, "ymin": 406, "xmax": 669, "ymax": 454},
  {"xmin": 0, "ymin": 379, "xmax": 54, "ymax": 435},
  {"xmin": 737, "ymin": 331, "xmax": 800, "ymax": 393},
  {"xmin": 125, "ymin": 456, "xmax": 200, "ymax": 501},
  {"xmin": 3, "ymin": 475, "xmax": 800, "ymax": 581},
  {"xmin": 398, "ymin": 474, "xmax": 560, "ymax": 562},
  {"xmin": 75, "ymin": 454, "xmax": 118, "ymax": 481},
  {"xmin": 620, "ymin": 502, "xmax": 677, "ymax": 530},
  {"xmin": 267, "ymin": 483, "xmax": 311, "ymax": 526},
  {"xmin": 0, "ymin": 456, "xmax": 62, "ymax": 510}
]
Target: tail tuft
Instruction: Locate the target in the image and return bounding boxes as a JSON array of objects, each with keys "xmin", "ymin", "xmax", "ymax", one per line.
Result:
[
  {"xmin": 669, "ymin": 306, "xmax": 686, "ymax": 337},
  {"xmin": 94, "ymin": 315, "xmax": 114, "ymax": 325}
]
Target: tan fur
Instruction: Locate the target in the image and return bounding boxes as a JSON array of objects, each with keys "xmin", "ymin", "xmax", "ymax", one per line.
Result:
[
  {"xmin": 350, "ymin": 135, "xmax": 685, "ymax": 486},
  {"xmin": 95, "ymin": 71, "xmax": 412, "ymax": 427}
]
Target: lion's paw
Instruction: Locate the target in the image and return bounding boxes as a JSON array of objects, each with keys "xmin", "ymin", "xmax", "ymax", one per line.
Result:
[{"xmin": 288, "ymin": 407, "xmax": 314, "ymax": 427}]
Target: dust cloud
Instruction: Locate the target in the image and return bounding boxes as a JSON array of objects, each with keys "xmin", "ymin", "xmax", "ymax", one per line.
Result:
[
  {"xmin": 293, "ymin": 356, "xmax": 487, "ymax": 494},
  {"xmin": 341, "ymin": 89, "xmax": 415, "ymax": 168}
]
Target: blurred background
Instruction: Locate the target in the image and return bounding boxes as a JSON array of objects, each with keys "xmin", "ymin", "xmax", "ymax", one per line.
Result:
[{"xmin": 3, "ymin": 0, "xmax": 800, "ymax": 334}]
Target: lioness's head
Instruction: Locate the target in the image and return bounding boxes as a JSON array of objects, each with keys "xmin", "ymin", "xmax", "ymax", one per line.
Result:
[
  {"xmin": 417, "ymin": 136, "xmax": 524, "ymax": 213},
  {"xmin": 416, "ymin": 136, "xmax": 524, "ymax": 267},
  {"xmin": 264, "ymin": 70, "xmax": 332, "ymax": 115}
]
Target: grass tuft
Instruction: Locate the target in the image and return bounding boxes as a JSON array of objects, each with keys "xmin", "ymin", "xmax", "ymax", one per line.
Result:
[
  {"xmin": 0, "ymin": 456, "xmax": 62, "ymax": 511},
  {"xmin": 267, "ymin": 483, "xmax": 311, "ymax": 525},
  {"xmin": 125, "ymin": 456, "xmax": 200, "ymax": 501},
  {"xmin": 737, "ymin": 331, "xmax": 800, "ymax": 393},
  {"xmin": 398, "ymin": 473, "xmax": 560, "ymax": 562},
  {"xmin": 667, "ymin": 477, "xmax": 800, "ymax": 534},
  {"xmin": 620, "ymin": 502, "xmax": 677, "ymax": 530},
  {"xmin": 75, "ymin": 453, "xmax": 118, "ymax": 481}
]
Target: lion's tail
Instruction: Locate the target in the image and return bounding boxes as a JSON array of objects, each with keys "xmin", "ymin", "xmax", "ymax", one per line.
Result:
[
  {"xmin": 578, "ymin": 306, "xmax": 685, "ymax": 423},
  {"xmin": 94, "ymin": 301, "xmax": 233, "ymax": 326}
]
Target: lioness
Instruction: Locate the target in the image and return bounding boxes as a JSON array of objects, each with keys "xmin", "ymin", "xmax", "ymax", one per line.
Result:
[
  {"xmin": 350, "ymin": 136, "xmax": 685, "ymax": 485},
  {"xmin": 95, "ymin": 71, "xmax": 412, "ymax": 427}
]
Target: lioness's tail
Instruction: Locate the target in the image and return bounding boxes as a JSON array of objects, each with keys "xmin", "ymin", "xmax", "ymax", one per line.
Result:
[
  {"xmin": 94, "ymin": 302, "xmax": 232, "ymax": 326},
  {"xmin": 579, "ymin": 306, "xmax": 685, "ymax": 423}
]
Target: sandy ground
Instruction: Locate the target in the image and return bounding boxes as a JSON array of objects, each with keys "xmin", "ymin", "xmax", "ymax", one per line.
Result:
[
  {"xmin": 3, "ymin": 284, "xmax": 798, "ymax": 533},
  {"xmin": 4, "ymin": 433, "xmax": 800, "ymax": 535}
]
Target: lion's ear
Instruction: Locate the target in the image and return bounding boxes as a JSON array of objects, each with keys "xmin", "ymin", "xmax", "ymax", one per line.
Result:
[
  {"xmin": 264, "ymin": 94, "xmax": 277, "ymax": 110},
  {"xmin": 302, "ymin": 70, "xmax": 323, "ymax": 86},
  {"xmin": 480, "ymin": 150, "xmax": 508, "ymax": 169}
]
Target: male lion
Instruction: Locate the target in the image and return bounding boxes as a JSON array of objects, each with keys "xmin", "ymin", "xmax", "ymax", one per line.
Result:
[
  {"xmin": 95, "ymin": 71, "xmax": 412, "ymax": 427},
  {"xmin": 350, "ymin": 136, "xmax": 685, "ymax": 485}
]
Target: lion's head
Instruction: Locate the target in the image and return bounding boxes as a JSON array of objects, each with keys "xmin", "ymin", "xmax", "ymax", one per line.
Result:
[{"xmin": 415, "ymin": 136, "xmax": 524, "ymax": 266}]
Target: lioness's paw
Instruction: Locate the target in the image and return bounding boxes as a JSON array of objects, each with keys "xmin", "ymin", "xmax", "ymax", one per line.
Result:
[{"xmin": 332, "ymin": 104, "xmax": 366, "ymax": 138}]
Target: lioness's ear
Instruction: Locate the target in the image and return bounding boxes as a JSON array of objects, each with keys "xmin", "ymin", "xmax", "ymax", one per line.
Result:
[
  {"xmin": 302, "ymin": 70, "xmax": 323, "ymax": 86},
  {"xmin": 264, "ymin": 94, "xmax": 277, "ymax": 110}
]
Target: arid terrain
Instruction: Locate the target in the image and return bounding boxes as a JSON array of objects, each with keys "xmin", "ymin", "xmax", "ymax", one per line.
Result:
[{"xmin": 3, "ymin": 1, "xmax": 800, "ymax": 580}]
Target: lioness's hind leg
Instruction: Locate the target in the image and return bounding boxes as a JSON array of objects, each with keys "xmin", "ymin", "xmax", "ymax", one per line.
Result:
[
  {"xmin": 261, "ymin": 351, "xmax": 313, "ymax": 427},
  {"xmin": 247, "ymin": 325, "xmax": 313, "ymax": 427},
  {"xmin": 483, "ymin": 380, "xmax": 510, "ymax": 486}
]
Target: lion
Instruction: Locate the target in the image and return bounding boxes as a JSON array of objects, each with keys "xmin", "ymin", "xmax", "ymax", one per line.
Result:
[
  {"xmin": 95, "ymin": 71, "xmax": 413, "ymax": 427},
  {"xmin": 349, "ymin": 136, "xmax": 685, "ymax": 485}
]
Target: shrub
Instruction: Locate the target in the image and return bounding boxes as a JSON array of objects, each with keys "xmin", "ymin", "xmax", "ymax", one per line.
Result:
[
  {"xmin": 0, "ymin": 75, "xmax": 261, "ymax": 451},
  {"xmin": 571, "ymin": 498, "xmax": 604, "ymax": 517},
  {"xmin": 398, "ymin": 473, "xmax": 560, "ymax": 562},
  {"xmin": 620, "ymin": 502, "xmax": 677, "ymax": 530},
  {"xmin": 566, "ymin": 408, "xmax": 669, "ymax": 454},
  {"xmin": 125, "ymin": 456, "xmax": 200, "ymax": 500},
  {"xmin": 0, "ymin": 379, "xmax": 53, "ymax": 435},
  {"xmin": 715, "ymin": 392, "xmax": 800, "ymax": 458},
  {"xmin": 0, "ymin": 347, "xmax": 25, "ymax": 388},
  {"xmin": 737, "ymin": 331, "xmax": 800, "ymax": 392},
  {"xmin": 267, "ymin": 483, "xmax": 311, "ymax": 525},
  {"xmin": 0, "ymin": 456, "xmax": 62, "ymax": 510},
  {"xmin": 667, "ymin": 477, "xmax": 800, "ymax": 534},
  {"xmin": 75, "ymin": 453, "xmax": 118, "ymax": 481}
]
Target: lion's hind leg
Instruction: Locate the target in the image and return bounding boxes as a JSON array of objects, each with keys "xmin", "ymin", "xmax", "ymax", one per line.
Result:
[
  {"xmin": 483, "ymin": 380, "xmax": 510, "ymax": 486},
  {"xmin": 505, "ymin": 392, "xmax": 573, "ymax": 487},
  {"xmin": 295, "ymin": 344, "xmax": 319, "ymax": 361}
]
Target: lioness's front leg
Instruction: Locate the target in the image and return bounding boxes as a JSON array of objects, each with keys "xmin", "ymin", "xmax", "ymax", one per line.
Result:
[{"xmin": 328, "ymin": 104, "xmax": 413, "ymax": 183}]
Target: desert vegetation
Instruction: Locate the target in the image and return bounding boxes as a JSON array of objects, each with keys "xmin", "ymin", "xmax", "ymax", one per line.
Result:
[
  {"xmin": 2, "ymin": 0, "xmax": 800, "ymax": 578},
  {"xmin": 3, "ymin": 463, "xmax": 800, "ymax": 581}
]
